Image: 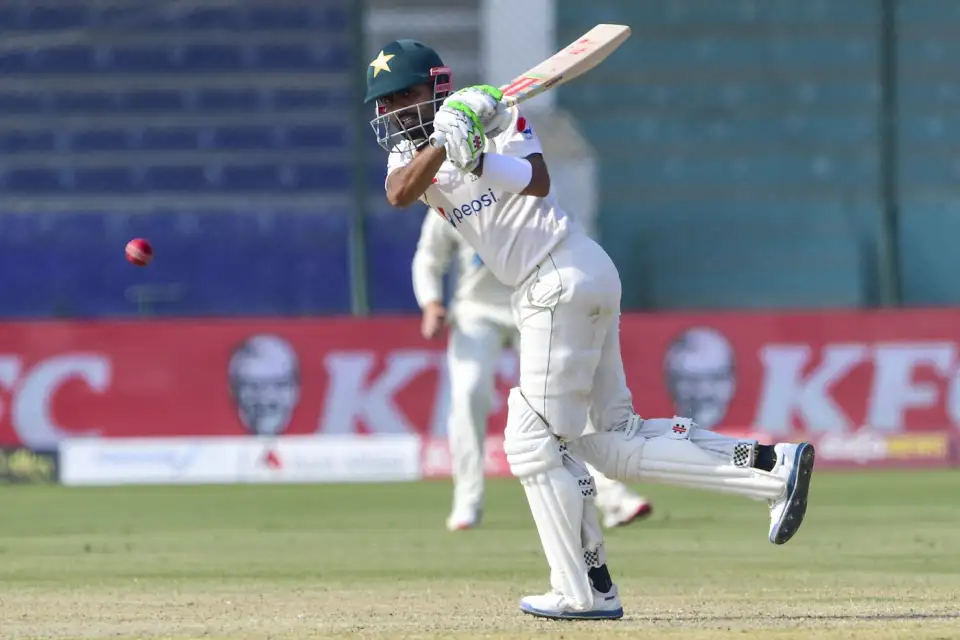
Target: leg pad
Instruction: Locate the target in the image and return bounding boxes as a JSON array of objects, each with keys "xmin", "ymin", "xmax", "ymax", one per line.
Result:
[
  {"xmin": 504, "ymin": 388, "xmax": 596, "ymax": 609},
  {"xmin": 571, "ymin": 429, "xmax": 786, "ymax": 502}
]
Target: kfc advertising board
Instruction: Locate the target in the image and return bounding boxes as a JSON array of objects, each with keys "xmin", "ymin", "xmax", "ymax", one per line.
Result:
[{"xmin": 0, "ymin": 311, "xmax": 957, "ymax": 469}]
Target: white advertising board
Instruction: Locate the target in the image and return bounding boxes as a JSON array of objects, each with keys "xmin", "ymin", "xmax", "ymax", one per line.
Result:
[{"xmin": 59, "ymin": 435, "xmax": 421, "ymax": 486}]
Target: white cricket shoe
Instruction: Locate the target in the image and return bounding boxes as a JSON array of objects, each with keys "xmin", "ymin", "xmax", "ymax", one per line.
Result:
[
  {"xmin": 520, "ymin": 585, "xmax": 623, "ymax": 620},
  {"xmin": 445, "ymin": 506, "xmax": 481, "ymax": 532},
  {"xmin": 768, "ymin": 442, "xmax": 816, "ymax": 544},
  {"xmin": 600, "ymin": 495, "xmax": 653, "ymax": 529}
]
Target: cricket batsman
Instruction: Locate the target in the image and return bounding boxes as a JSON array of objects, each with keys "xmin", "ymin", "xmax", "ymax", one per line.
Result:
[
  {"xmin": 412, "ymin": 208, "xmax": 653, "ymax": 531},
  {"xmin": 367, "ymin": 40, "xmax": 816, "ymax": 621}
]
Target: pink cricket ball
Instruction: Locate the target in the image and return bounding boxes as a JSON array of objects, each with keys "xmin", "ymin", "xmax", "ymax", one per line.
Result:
[{"xmin": 125, "ymin": 238, "xmax": 153, "ymax": 266}]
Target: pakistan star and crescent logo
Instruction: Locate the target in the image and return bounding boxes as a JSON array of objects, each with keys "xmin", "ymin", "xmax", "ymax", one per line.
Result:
[{"xmin": 369, "ymin": 50, "xmax": 395, "ymax": 78}]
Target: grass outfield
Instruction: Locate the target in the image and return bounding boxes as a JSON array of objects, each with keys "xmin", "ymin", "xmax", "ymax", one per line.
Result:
[{"xmin": 1, "ymin": 471, "xmax": 959, "ymax": 639}]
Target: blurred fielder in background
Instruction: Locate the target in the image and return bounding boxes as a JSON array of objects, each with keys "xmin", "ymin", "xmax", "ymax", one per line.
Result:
[{"xmin": 412, "ymin": 209, "xmax": 652, "ymax": 531}]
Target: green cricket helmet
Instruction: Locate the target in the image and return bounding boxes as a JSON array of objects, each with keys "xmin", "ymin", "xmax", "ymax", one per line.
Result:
[{"xmin": 365, "ymin": 39, "xmax": 452, "ymax": 152}]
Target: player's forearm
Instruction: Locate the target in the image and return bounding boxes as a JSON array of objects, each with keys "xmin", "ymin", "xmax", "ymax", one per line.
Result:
[{"xmin": 386, "ymin": 145, "xmax": 447, "ymax": 208}]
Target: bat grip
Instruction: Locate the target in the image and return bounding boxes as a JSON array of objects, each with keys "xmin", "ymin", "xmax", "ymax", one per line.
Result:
[{"xmin": 428, "ymin": 131, "xmax": 446, "ymax": 149}]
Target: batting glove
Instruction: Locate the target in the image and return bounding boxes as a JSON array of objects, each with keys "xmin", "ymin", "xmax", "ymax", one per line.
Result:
[
  {"xmin": 446, "ymin": 85, "xmax": 511, "ymax": 135},
  {"xmin": 433, "ymin": 101, "xmax": 486, "ymax": 172}
]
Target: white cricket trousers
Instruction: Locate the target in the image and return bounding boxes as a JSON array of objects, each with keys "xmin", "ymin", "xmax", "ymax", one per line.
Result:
[
  {"xmin": 445, "ymin": 286, "xmax": 642, "ymax": 516},
  {"xmin": 446, "ymin": 316, "xmax": 516, "ymax": 513},
  {"xmin": 511, "ymin": 230, "xmax": 634, "ymax": 441}
]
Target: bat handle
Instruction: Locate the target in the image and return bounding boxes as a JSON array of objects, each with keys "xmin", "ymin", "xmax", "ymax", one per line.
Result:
[{"xmin": 428, "ymin": 131, "xmax": 446, "ymax": 149}]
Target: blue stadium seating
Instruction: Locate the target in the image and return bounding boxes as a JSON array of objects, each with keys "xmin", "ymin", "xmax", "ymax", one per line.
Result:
[
  {"xmin": 9, "ymin": 0, "xmax": 954, "ymax": 315},
  {"xmin": 0, "ymin": 123, "xmax": 352, "ymax": 153},
  {"xmin": 364, "ymin": 205, "xmax": 427, "ymax": 313},
  {"xmin": 0, "ymin": 0, "xmax": 423, "ymax": 317},
  {"xmin": 0, "ymin": 4, "xmax": 349, "ymax": 31},
  {"xmin": 0, "ymin": 210, "xmax": 352, "ymax": 317}
]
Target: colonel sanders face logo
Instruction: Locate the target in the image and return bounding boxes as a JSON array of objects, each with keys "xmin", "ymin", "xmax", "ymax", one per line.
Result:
[
  {"xmin": 663, "ymin": 327, "xmax": 736, "ymax": 429},
  {"xmin": 228, "ymin": 334, "xmax": 300, "ymax": 435}
]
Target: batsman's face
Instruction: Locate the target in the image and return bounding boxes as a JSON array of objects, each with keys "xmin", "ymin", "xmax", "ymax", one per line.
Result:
[{"xmin": 379, "ymin": 82, "xmax": 436, "ymax": 130}]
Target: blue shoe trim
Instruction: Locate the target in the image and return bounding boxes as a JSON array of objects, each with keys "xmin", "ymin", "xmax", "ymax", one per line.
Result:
[{"xmin": 520, "ymin": 601, "xmax": 623, "ymax": 620}]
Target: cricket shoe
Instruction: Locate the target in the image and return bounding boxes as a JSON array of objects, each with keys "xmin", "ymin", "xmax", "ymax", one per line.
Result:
[
  {"xmin": 600, "ymin": 496, "xmax": 653, "ymax": 529},
  {"xmin": 445, "ymin": 506, "xmax": 481, "ymax": 531},
  {"xmin": 768, "ymin": 442, "xmax": 816, "ymax": 545},
  {"xmin": 520, "ymin": 585, "xmax": 623, "ymax": 620}
]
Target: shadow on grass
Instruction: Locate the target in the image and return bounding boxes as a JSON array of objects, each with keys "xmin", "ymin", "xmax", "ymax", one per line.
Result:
[{"xmin": 634, "ymin": 613, "xmax": 960, "ymax": 622}]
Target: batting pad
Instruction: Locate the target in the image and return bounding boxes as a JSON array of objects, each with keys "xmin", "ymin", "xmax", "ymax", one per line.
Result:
[
  {"xmin": 572, "ymin": 428, "xmax": 786, "ymax": 502},
  {"xmin": 503, "ymin": 388, "xmax": 594, "ymax": 610}
]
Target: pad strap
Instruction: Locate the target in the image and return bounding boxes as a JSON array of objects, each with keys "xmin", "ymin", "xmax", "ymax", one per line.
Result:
[{"xmin": 561, "ymin": 443, "xmax": 605, "ymax": 571}]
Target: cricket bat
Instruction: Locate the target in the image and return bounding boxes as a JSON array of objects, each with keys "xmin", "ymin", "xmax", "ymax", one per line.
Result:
[{"xmin": 428, "ymin": 23, "xmax": 631, "ymax": 148}]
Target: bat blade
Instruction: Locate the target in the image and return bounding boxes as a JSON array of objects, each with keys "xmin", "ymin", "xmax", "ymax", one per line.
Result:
[
  {"xmin": 428, "ymin": 23, "xmax": 631, "ymax": 149},
  {"xmin": 499, "ymin": 24, "xmax": 631, "ymax": 106}
]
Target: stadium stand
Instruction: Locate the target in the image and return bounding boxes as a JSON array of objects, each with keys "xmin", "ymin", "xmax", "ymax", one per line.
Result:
[
  {"xmin": 557, "ymin": 0, "xmax": 884, "ymax": 309},
  {"xmin": 4, "ymin": 0, "xmax": 957, "ymax": 316},
  {"xmin": 895, "ymin": 0, "xmax": 960, "ymax": 305},
  {"xmin": 0, "ymin": 0, "xmax": 423, "ymax": 317}
]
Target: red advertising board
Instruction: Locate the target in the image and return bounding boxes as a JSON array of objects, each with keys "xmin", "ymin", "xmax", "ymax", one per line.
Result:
[
  {"xmin": 0, "ymin": 310, "xmax": 958, "ymax": 470},
  {"xmin": 0, "ymin": 318, "xmax": 441, "ymax": 451}
]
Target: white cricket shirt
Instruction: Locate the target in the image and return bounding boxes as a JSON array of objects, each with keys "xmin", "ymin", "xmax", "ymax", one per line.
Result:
[
  {"xmin": 411, "ymin": 209, "xmax": 515, "ymax": 328},
  {"xmin": 386, "ymin": 105, "xmax": 575, "ymax": 287}
]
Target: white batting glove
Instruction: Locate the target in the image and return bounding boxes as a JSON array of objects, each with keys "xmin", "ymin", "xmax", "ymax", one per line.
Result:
[
  {"xmin": 445, "ymin": 85, "xmax": 510, "ymax": 134},
  {"xmin": 433, "ymin": 102, "xmax": 485, "ymax": 172}
]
